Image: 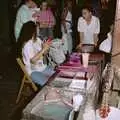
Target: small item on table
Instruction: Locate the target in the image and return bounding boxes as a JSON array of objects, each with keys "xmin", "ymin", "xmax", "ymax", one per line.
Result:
[
  {"xmin": 69, "ymin": 52, "xmax": 81, "ymax": 64},
  {"xmin": 72, "ymin": 94, "xmax": 83, "ymax": 111},
  {"xmin": 99, "ymin": 104, "xmax": 110, "ymax": 118},
  {"xmin": 82, "ymin": 52, "xmax": 90, "ymax": 68},
  {"xmin": 69, "ymin": 79, "xmax": 87, "ymax": 89},
  {"xmin": 44, "ymin": 87, "xmax": 73, "ymax": 107},
  {"xmin": 99, "ymin": 92, "xmax": 110, "ymax": 118},
  {"xmin": 75, "ymin": 72, "xmax": 86, "ymax": 78},
  {"xmin": 58, "ymin": 70, "xmax": 76, "ymax": 78},
  {"xmin": 45, "ymin": 87, "xmax": 61, "ymax": 102}
]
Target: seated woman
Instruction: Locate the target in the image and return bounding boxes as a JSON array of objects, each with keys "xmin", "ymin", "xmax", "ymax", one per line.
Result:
[{"xmin": 17, "ymin": 21, "xmax": 55, "ymax": 86}]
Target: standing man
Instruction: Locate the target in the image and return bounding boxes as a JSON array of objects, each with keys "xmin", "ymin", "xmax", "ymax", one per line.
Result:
[
  {"xmin": 14, "ymin": 0, "xmax": 37, "ymax": 41},
  {"xmin": 77, "ymin": 7, "xmax": 100, "ymax": 48}
]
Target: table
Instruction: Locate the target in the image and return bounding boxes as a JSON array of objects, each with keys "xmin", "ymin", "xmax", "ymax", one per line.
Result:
[
  {"xmin": 76, "ymin": 65, "xmax": 102, "ymax": 120},
  {"xmin": 21, "ymin": 63, "xmax": 101, "ymax": 120}
]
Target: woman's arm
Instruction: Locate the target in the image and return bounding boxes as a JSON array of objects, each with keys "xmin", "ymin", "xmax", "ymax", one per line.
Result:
[
  {"xmin": 79, "ymin": 32, "xmax": 84, "ymax": 44},
  {"xmin": 30, "ymin": 43, "xmax": 50, "ymax": 64},
  {"xmin": 76, "ymin": 32, "xmax": 84, "ymax": 49},
  {"xmin": 77, "ymin": 17, "xmax": 84, "ymax": 48}
]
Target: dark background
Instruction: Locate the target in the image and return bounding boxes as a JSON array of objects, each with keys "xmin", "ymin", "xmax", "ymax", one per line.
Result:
[{"xmin": 0, "ymin": 0, "xmax": 117, "ymax": 120}]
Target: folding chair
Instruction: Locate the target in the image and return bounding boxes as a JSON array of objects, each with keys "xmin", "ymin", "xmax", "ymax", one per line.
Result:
[{"xmin": 16, "ymin": 58, "xmax": 38, "ymax": 103}]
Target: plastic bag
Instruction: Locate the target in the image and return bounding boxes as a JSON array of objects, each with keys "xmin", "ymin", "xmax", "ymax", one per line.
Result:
[
  {"xmin": 99, "ymin": 33, "xmax": 112, "ymax": 53},
  {"xmin": 49, "ymin": 39, "xmax": 65, "ymax": 65}
]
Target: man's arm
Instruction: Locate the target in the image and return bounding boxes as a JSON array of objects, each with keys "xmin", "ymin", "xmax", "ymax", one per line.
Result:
[
  {"xmin": 94, "ymin": 18, "xmax": 100, "ymax": 46},
  {"xmin": 79, "ymin": 32, "xmax": 84, "ymax": 46},
  {"xmin": 77, "ymin": 17, "xmax": 84, "ymax": 48},
  {"xmin": 20, "ymin": 10, "xmax": 31, "ymax": 24},
  {"xmin": 93, "ymin": 33, "xmax": 98, "ymax": 46}
]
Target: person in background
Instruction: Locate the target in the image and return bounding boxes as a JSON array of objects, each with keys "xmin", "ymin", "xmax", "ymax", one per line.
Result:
[
  {"xmin": 77, "ymin": 7, "xmax": 100, "ymax": 49},
  {"xmin": 33, "ymin": 0, "xmax": 55, "ymax": 40},
  {"xmin": 17, "ymin": 21, "xmax": 55, "ymax": 86},
  {"xmin": 14, "ymin": 0, "xmax": 37, "ymax": 41},
  {"xmin": 91, "ymin": 0, "xmax": 101, "ymax": 17},
  {"xmin": 61, "ymin": 0, "xmax": 73, "ymax": 54}
]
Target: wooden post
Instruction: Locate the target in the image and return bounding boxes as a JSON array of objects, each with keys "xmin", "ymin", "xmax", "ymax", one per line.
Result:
[{"xmin": 112, "ymin": 0, "xmax": 120, "ymax": 66}]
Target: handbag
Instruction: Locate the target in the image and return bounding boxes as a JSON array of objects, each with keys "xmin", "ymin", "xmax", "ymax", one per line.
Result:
[{"xmin": 99, "ymin": 33, "xmax": 112, "ymax": 53}]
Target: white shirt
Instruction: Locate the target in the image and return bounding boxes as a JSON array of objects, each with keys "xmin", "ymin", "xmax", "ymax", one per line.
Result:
[
  {"xmin": 15, "ymin": 5, "xmax": 33, "ymax": 40},
  {"xmin": 77, "ymin": 16, "xmax": 100, "ymax": 44},
  {"xmin": 22, "ymin": 38, "xmax": 46, "ymax": 75},
  {"xmin": 61, "ymin": 10, "xmax": 72, "ymax": 33}
]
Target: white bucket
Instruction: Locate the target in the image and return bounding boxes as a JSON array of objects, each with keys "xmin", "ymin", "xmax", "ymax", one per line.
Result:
[{"xmin": 82, "ymin": 53, "xmax": 90, "ymax": 68}]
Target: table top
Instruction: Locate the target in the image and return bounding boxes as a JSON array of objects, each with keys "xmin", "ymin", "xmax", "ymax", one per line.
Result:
[
  {"xmin": 21, "ymin": 54, "xmax": 102, "ymax": 120},
  {"xmin": 89, "ymin": 53, "xmax": 104, "ymax": 62}
]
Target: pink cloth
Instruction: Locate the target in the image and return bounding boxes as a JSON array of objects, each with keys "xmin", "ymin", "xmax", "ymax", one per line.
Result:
[
  {"xmin": 57, "ymin": 64, "xmax": 99, "ymax": 73},
  {"xmin": 33, "ymin": 9, "xmax": 55, "ymax": 28}
]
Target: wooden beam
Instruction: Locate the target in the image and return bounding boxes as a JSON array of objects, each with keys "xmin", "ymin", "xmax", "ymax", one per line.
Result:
[{"xmin": 112, "ymin": 0, "xmax": 120, "ymax": 66}]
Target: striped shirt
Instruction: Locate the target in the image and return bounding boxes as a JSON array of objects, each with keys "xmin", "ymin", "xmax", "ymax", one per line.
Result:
[{"xmin": 33, "ymin": 9, "xmax": 55, "ymax": 28}]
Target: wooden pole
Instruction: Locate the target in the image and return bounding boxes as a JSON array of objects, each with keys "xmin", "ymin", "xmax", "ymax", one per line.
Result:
[{"xmin": 112, "ymin": 0, "xmax": 120, "ymax": 66}]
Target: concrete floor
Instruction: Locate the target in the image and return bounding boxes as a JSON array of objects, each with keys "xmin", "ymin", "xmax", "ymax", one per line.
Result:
[{"xmin": 0, "ymin": 45, "xmax": 36, "ymax": 120}]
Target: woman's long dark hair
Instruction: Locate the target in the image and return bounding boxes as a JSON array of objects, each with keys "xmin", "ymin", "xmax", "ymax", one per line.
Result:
[{"xmin": 16, "ymin": 21, "xmax": 37, "ymax": 58}]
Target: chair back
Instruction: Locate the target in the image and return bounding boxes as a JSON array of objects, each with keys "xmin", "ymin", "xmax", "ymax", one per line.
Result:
[
  {"xmin": 16, "ymin": 58, "xmax": 38, "ymax": 91},
  {"xmin": 17, "ymin": 58, "xmax": 30, "ymax": 78}
]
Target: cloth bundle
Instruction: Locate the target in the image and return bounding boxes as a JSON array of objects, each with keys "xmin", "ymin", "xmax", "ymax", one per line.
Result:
[{"xmin": 49, "ymin": 39, "xmax": 66, "ymax": 65}]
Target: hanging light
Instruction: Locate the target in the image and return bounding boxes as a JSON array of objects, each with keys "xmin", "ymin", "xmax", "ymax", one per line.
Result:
[{"xmin": 101, "ymin": 0, "xmax": 109, "ymax": 9}]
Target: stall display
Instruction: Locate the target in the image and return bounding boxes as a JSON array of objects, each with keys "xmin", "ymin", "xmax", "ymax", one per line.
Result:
[
  {"xmin": 50, "ymin": 63, "xmax": 101, "ymax": 120},
  {"xmin": 21, "ymin": 52, "xmax": 104, "ymax": 120},
  {"xmin": 30, "ymin": 87, "xmax": 73, "ymax": 120},
  {"xmin": 21, "ymin": 86, "xmax": 87, "ymax": 120}
]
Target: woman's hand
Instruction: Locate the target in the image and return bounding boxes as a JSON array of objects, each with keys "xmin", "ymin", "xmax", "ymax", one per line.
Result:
[
  {"xmin": 43, "ymin": 41, "xmax": 51, "ymax": 52},
  {"xmin": 42, "ymin": 42, "xmax": 51, "ymax": 55},
  {"xmin": 30, "ymin": 41, "xmax": 51, "ymax": 63}
]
